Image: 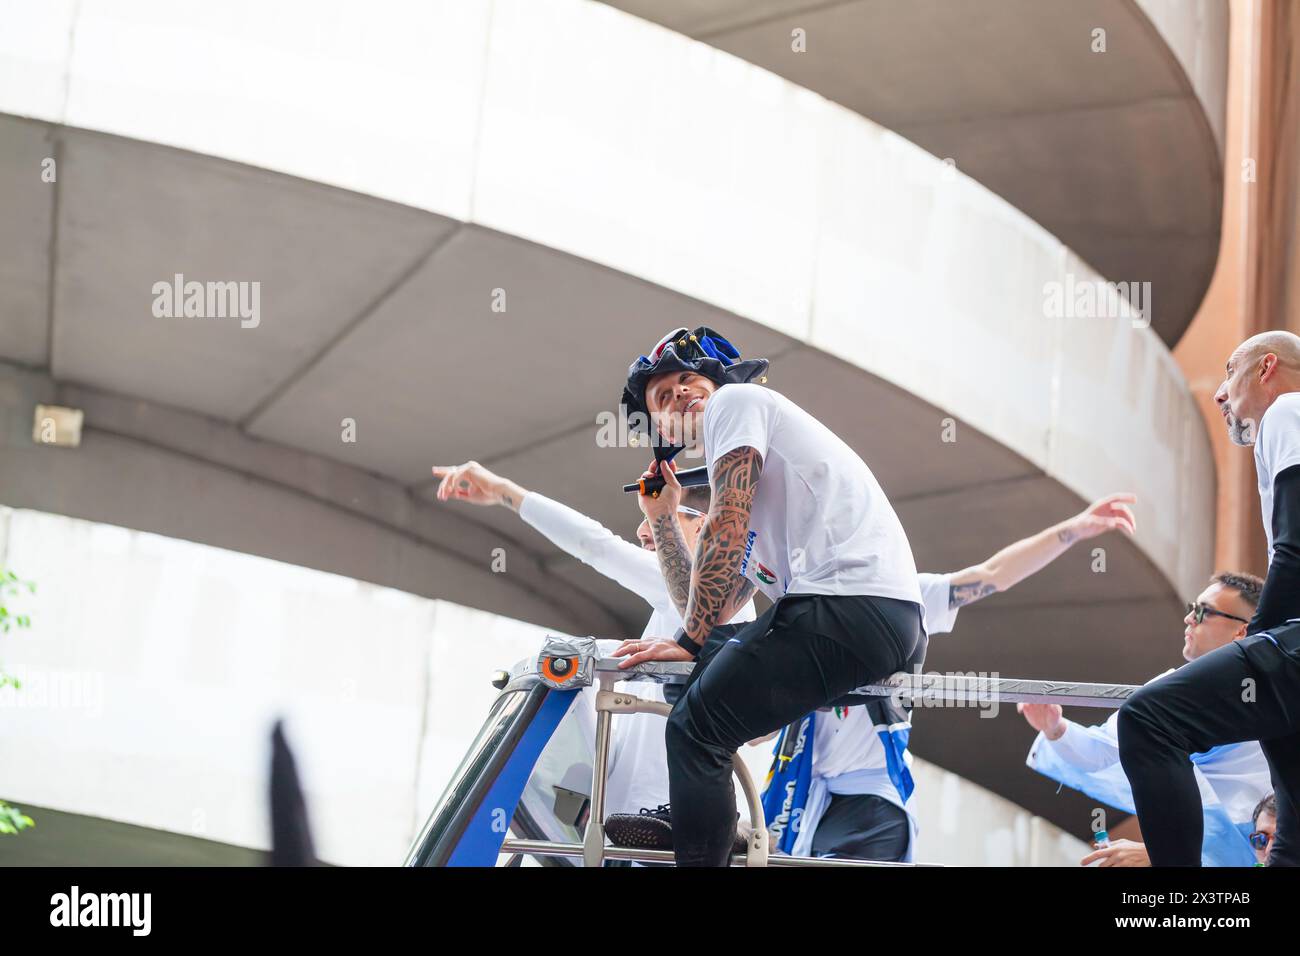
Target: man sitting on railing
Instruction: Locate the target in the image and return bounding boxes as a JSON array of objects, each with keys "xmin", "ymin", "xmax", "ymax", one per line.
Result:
[{"xmin": 612, "ymin": 326, "xmax": 926, "ymax": 867}]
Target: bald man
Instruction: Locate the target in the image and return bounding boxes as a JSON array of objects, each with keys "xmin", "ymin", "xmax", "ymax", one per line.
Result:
[{"xmin": 1119, "ymin": 331, "xmax": 1300, "ymax": 866}]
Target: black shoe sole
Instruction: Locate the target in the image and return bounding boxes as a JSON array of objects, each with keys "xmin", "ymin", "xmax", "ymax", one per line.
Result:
[
  {"xmin": 605, "ymin": 814, "xmax": 749, "ymax": 857},
  {"xmin": 605, "ymin": 814, "xmax": 674, "ymax": 850}
]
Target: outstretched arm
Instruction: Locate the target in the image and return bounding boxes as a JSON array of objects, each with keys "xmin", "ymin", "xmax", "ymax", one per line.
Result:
[
  {"xmin": 946, "ymin": 492, "xmax": 1136, "ymax": 610},
  {"xmin": 432, "ymin": 460, "xmax": 666, "ymax": 605},
  {"xmin": 432, "ymin": 461, "xmax": 527, "ymax": 511},
  {"xmin": 1020, "ymin": 703, "xmax": 1121, "ymax": 771}
]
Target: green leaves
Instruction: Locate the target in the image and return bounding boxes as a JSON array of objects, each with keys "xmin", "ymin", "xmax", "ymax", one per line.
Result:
[
  {"xmin": 0, "ymin": 569, "xmax": 36, "ymax": 834},
  {"xmin": 0, "ymin": 567, "xmax": 34, "ymax": 635},
  {"xmin": 0, "ymin": 802, "xmax": 35, "ymax": 836}
]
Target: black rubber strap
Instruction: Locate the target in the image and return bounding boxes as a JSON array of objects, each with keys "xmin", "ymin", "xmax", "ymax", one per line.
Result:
[{"xmin": 674, "ymin": 628, "xmax": 703, "ymax": 658}]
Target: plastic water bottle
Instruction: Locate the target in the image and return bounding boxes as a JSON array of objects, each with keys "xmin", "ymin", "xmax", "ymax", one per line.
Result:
[{"xmin": 1086, "ymin": 829, "xmax": 1110, "ymax": 867}]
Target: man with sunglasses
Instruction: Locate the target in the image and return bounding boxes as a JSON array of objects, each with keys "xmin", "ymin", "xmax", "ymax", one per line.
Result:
[
  {"xmin": 1118, "ymin": 330, "xmax": 1300, "ymax": 866},
  {"xmin": 613, "ymin": 326, "xmax": 926, "ymax": 867},
  {"xmin": 1024, "ymin": 572, "xmax": 1270, "ymax": 866},
  {"xmin": 429, "ymin": 458, "xmax": 755, "ymax": 821}
]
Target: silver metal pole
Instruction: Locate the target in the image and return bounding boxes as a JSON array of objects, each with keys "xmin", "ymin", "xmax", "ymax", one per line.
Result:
[
  {"xmin": 582, "ymin": 672, "xmax": 615, "ymax": 868},
  {"xmin": 851, "ymin": 672, "xmax": 1139, "ymax": 709},
  {"xmin": 595, "ymin": 687, "xmax": 771, "ymax": 867},
  {"xmin": 589, "ymin": 660, "xmax": 1140, "ymax": 708}
]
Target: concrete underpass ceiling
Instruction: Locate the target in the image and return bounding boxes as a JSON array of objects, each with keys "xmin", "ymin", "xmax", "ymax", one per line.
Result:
[
  {"xmin": 0, "ymin": 114, "xmax": 1190, "ymax": 832},
  {"xmin": 602, "ymin": 0, "xmax": 1226, "ymax": 346}
]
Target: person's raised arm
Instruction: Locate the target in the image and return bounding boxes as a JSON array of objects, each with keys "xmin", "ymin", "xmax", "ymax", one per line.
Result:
[
  {"xmin": 1020, "ymin": 703, "xmax": 1122, "ymax": 772},
  {"xmin": 433, "ymin": 460, "xmax": 528, "ymax": 510},
  {"xmin": 946, "ymin": 493, "xmax": 1136, "ymax": 610},
  {"xmin": 431, "ymin": 460, "xmax": 666, "ymax": 605}
]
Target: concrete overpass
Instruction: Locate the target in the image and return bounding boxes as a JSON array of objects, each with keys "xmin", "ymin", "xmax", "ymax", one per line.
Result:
[{"xmin": 601, "ymin": 0, "xmax": 1228, "ymax": 345}]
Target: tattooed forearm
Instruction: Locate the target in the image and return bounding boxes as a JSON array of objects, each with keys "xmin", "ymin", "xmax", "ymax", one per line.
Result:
[
  {"xmin": 685, "ymin": 446, "xmax": 763, "ymax": 640},
  {"xmin": 723, "ymin": 578, "xmax": 757, "ymax": 621},
  {"xmin": 651, "ymin": 512, "xmax": 694, "ymax": 617},
  {"xmin": 495, "ymin": 478, "xmax": 527, "ymax": 513},
  {"xmin": 1057, "ymin": 527, "xmax": 1078, "ymax": 546},
  {"xmin": 949, "ymin": 580, "xmax": 997, "ymax": 610}
]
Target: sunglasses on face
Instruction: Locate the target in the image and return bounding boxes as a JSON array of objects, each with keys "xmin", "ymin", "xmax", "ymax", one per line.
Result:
[
  {"xmin": 1249, "ymin": 830, "xmax": 1274, "ymax": 850},
  {"xmin": 1186, "ymin": 602, "xmax": 1250, "ymax": 626}
]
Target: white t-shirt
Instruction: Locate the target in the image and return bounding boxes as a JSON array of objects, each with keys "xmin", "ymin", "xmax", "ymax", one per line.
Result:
[
  {"xmin": 1254, "ymin": 391, "xmax": 1300, "ymax": 562},
  {"xmin": 702, "ymin": 384, "xmax": 922, "ymax": 608},
  {"xmin": 916, "ymin": 571, "xmax": 957, "ymax": 638}
]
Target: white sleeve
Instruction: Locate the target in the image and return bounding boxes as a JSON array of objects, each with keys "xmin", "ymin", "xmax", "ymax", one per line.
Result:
[
  {"xmin": 917, "ymin": 572, "xmax": 957, "ymax": 635},
  {"xmin": 519, "ymin": 493, "xmax": 671, "ymax": 611},
  {"xmin": 1032, "ymin": 714, "xmax": 1121, "ymax": 773},
  {"xmin": 1260, "ymin": 393, "xmax": 1300, "ymax": 482},
  {"xmin": 704, "ymin": 384, "xmax": 775, "ymax": 469}
]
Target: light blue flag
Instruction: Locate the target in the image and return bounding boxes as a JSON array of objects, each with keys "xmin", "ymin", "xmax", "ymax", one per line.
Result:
[{"xmin": 1029, "ymin": 734, "xmax": 1262, "ymax": 867}]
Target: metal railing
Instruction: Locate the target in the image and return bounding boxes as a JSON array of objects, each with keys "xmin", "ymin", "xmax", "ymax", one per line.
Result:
[{"xmin": 510, "ymin": 640, "xmax": 1141, "ymax": 868}]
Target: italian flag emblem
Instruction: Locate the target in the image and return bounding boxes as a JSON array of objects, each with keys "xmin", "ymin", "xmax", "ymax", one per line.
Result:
[{"xmin": 755, "ymin": 563, "xmax": 777, "ymax": 585}]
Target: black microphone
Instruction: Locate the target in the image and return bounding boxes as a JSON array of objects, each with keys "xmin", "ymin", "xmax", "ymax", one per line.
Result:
[{"xmin": 623, "ymin": 465, "xmax": 709, "ymax": 495}]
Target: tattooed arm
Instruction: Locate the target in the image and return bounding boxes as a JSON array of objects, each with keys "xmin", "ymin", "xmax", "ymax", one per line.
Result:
[
  {"xmin": 613, "ymin": 446, "xmax": 762, "ymax": 670},
  {"xmin": 683, "ymin": 446, "xmax": 763, "ymax": 644},
  {"xmin": 651, "ymin": 512, "xmax": 694, "ymax": 617},
  {"xmin": 722, "ymin": 576, "xmax": 758, "ymax": 625},
  {"xmin": 637, "ymin": 458, "xmax": 701, "ymax": 617},
  {"xmin": 945, "ymin": 492, "xmax": 1137, "ymax": 610},
  {"xmin": 651, "ymin": 510, "xmax": 756, "ymax": 623}
]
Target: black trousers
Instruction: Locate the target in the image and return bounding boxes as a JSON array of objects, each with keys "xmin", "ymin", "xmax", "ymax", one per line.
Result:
[
  {"xmin": 810, "ymin": 793, "xmax": 911, "ymax": 861},
  {"xmin": 1117, "ymin": 619, "xmax": 1300, "ymax": 866},
  {"xmin": 665, "ymin": 592, "xmax": 922, "ymax": 867}
]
